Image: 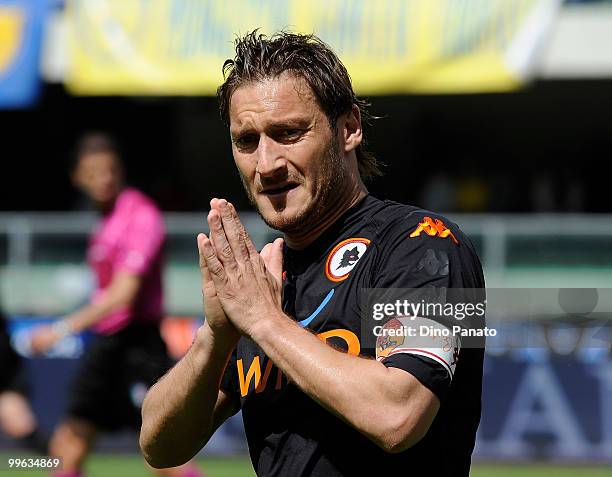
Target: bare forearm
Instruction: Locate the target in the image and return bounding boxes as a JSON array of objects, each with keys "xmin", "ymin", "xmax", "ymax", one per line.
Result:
[
  {"xmin": 140, "ymin": 324, "xmax": 236, "ymax": 468},
  {"xmin": 250, "ymin": 315, "xmax": 407, "ymax": 445},
  {"xmin": 63, "ymin": 301, "xmax": 118, "ymax": 333},
  {"xmin": 65, "ymin": 272, "xmax": 141, "ymax": 333}
]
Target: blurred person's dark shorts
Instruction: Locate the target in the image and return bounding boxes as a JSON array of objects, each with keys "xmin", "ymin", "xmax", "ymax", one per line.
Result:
[
  {"xmin": 67, "ymin": 321, "xmax": 173, "ymax": 432},
  {"xmin": 0, "ymin": 316, "xmax": 28, "ymax": 396}
]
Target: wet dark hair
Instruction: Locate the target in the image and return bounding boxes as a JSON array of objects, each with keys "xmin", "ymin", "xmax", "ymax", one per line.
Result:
[
  {"xmin": 71, "ymin": 132, "xmax": 121, "ymax": 171},
  {"xmin": 217, "ymin": 30, "xmax": 382, "ymax": 180}
]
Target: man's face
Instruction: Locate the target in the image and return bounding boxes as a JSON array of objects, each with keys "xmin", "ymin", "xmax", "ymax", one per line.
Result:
[
  {"xmin": 228, "ymin": 73, "xmax": 347, "ymax": 233},
  {"xmin": 73, "ymin": 152, "xmax": 123, "ymax": 207}
]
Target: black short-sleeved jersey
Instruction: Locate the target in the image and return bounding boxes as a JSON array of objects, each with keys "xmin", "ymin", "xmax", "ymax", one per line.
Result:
[{"xmin": 221, "ymin": 195, "xmax": 485, "ymax": 476}]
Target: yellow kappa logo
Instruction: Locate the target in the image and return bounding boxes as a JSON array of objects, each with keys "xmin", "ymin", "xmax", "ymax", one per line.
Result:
[{"xmin": 409, "ymin": 217, "xmax": 459, "ymax": 245}]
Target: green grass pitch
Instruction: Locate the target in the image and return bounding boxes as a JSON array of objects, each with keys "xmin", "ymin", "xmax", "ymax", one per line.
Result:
[{"xmin": 0, "ymin": 454, "xmax": 610, "ymax": 477}]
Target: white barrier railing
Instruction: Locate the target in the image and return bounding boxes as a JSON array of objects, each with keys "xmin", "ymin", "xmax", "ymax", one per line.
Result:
[{"xmin": 2, "ymin": 212, "xmax": 612, "ymax": 315}]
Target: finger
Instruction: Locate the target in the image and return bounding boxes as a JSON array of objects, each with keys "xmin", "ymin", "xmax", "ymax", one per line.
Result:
[
  {"xmin": 207, "ymin": 209, "xmax": 238, "ymax": 268},
  {"xmin": 218, "ymin": 199, "xmax": 251, "ymax": 262},
  {"xmin": 228, "ymin": 202, "xmax": 258, "ymax": 258},
  {"xmin": 198, "ymin": 233, "xmax": 227, "ymax": 285},
  {"xmin": 211, "ymin": 199, "xmax": 242, "ymax": 261},
  {"xmin": 207, "ymin": 200, "xmax": 223, "ymax": 258},
  {"xmin": 208, "ymin": 199, "xmax": 218, "ymax": 247},
  {"xmin": 197, "ymin": 233, "xmax": 208, "ymax": 271},
  {"xmin": 267, "ymin": 238, "xmax": 284, "ymax": 287},
  {"xmin": 197, "ymin": 234, "xmax": 216, "ymax": 296}
]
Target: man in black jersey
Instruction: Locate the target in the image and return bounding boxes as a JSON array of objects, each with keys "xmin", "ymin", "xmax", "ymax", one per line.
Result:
[{"xmin": 141, "ymin": 31, "xmax": 485, "ymax": 477}]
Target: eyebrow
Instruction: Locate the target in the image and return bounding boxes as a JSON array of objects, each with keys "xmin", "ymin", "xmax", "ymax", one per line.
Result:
[
  {"xmin": 269, "ymin": 118, "xmax": 311, "ymax": 128},
  {"xmin": 231, "ymin": 118, "xmax": 312, "ymax": 138}
]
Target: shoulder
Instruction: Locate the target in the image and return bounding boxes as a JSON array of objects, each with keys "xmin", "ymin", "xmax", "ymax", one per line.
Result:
[
  {"xmin": 368, "ymin": 199, "xmax": 466, "ymax": 253},
  {"xmin": 114, "ymin": 189, "xmax": 165, "ymax": 243},
  {"xmin": 119, "ymin": 188, "xmax": 160, "ymax": 211},
  {"xmin": 118, "ymin": 188, "xmax": 163, "ymax": 220},
  {"xmin": 364, "ymin": 199, "xmax": 484, "ymax": 286}
]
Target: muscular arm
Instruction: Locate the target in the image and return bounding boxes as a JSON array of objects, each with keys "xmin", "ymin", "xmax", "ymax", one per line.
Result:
[
  {"xmin": 141, "ymin": 218, "xmax": 245, "ymax": 468},
  {"xmin": 140, "ymin": 323, "xmax": 239, "ymax": 468},
  {"xmin": 250, "ymin": 314, "xmax": 439, "ymax": 453}
]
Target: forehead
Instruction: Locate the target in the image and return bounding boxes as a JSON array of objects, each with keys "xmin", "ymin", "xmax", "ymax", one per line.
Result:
[
  {"xmin": 77, "ymin": 152, "xmax": 119, "ymax": 171},
  {"xmin": 228, "ymin": 74, "xmax": 324, "ymax": 130}
]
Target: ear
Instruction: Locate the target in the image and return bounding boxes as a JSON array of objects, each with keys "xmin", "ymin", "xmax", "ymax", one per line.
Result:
[{"xmin": 342, "ymin": 104, "xmax": 363, "ymax": 153}]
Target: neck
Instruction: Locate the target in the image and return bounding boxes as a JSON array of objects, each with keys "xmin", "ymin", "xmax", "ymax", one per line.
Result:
[
  {"xmin": 285, "ymin": 181, "xmax": 367, "ymax": 250},
  {"xmin": 97, "ymin": 191, "xmax": 121, "ymax": 215}
]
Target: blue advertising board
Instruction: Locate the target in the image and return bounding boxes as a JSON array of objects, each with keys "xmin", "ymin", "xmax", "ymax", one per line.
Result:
[
  {"xmin": 476, "ymin": 352, "xmax": 612, "ymax": 461},
  {"xmin": 2, "ymin": 317, "xmax": 611, "ymax": 461}
]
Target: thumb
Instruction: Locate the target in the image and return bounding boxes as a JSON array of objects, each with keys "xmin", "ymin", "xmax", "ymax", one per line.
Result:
[{"xmin": 266, "ymin": 238, "xmax": 284, "ymax": 287}]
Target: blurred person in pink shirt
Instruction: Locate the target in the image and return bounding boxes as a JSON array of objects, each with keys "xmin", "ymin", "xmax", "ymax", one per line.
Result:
[{"xmin": 31, "ymin": 133, "xmax": 203, "ymax": 477}]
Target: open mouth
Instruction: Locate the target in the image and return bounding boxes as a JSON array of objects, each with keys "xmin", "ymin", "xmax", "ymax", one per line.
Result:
[{"xmin": 261, "ymin": 183, "xmax": 299, "ymax": 196}]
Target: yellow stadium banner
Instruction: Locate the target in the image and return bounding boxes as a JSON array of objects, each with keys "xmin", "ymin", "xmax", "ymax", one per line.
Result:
[{"xmin": 66, "ymin": 0, "xmax": 561, "ymax": 95}]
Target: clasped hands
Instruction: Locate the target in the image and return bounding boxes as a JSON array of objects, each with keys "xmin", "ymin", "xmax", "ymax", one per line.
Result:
[{"xmin": 198, "ymin": 198, "xmax": 284, "ymax": 342}]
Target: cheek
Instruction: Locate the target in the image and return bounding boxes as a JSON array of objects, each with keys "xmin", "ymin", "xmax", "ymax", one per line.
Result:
[
  {"xmin": 82, "ymin": 177, "xmax": 97, "ymax": 192},
  {"xmin": 300, "ymin": 144, "xmax": 330, "ymax": 185},
  {"xmin": 234, "ymin": 153, "xmax": 256, "ymax": 180},
  {"xmin": 288, "ymin": 138, "xmax": 322, "ymax": 172}
]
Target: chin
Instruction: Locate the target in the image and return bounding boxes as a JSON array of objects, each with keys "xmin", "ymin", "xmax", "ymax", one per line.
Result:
[{"xmin": 257, "ymin": 197, "xmax": 312, "ymax": 233}]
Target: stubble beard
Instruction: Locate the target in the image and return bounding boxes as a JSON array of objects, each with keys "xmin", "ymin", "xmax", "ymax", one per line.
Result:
[{"xmin": 239, "ymin": 134, "xmax": 348, "ymax": 235}]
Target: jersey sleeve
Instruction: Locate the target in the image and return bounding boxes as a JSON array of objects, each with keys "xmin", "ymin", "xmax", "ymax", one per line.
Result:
[
  {"xmin": 376, "ymin": 316, "xmax": 460, "ymax": 400},
  {"xmin": 115, "ymin": 205, "xmax": 165, "ymax": 276},
  {"xmin": 370, "ymin": 213, "xmax": 483, "ymax": 401}
]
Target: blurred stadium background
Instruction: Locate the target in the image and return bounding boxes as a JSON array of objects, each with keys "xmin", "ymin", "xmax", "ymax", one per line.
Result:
[{"xmin": 1, "ymin": 0, "xmax": 612, "ymax": 475}]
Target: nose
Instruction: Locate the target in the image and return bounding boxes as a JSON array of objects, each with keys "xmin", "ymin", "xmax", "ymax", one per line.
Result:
[
  {"xmin": 98, "ymin": 170, "xmax": 114, "ymax": 188},
  {"xmin": 256, "ymin": 135, "xmax": 287, "ymax": 177}
]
